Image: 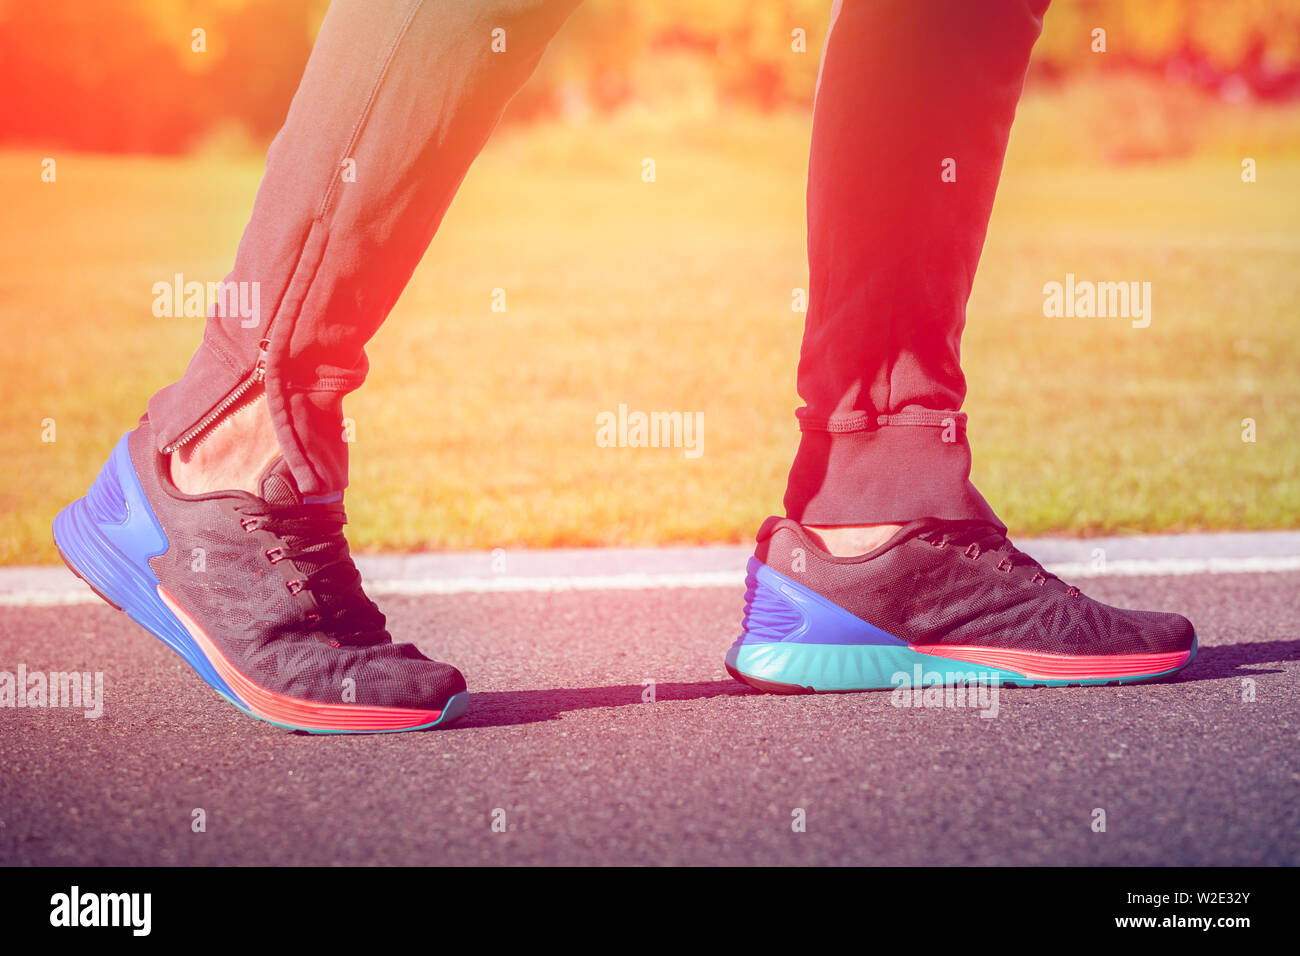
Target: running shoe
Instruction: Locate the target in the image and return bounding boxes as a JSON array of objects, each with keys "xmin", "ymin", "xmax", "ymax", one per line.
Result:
[
  {"xmin": 53, "ymin": 417, "xmax": 468, "ymax": 732},
  {"xmin": 726, "ymin": 516, "xmax": 1196, "ymax": 692}
]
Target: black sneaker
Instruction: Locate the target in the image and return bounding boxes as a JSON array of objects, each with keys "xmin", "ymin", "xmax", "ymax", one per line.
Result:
[
  {"xmin": 53, "ymin": 417, "xmax": 468, "ymax": 732},
  {"xmin": 725, "ymin": 517, "xmax": 1196, "ymax": 692}
]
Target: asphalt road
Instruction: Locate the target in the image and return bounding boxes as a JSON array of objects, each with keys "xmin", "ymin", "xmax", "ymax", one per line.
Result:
[{"xmin": 1, "ymin": 570, "xmax": 1297, "ymax": 866}]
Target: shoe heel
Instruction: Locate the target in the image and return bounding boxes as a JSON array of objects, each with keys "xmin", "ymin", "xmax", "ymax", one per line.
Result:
[
  {"xmin": 54, "ymin": 435, "xmax": 163, "ymax": 610},
  {"xmin": 739, "ymin": 556, "xmax": 809, "ymax": 642},
  {"xmin": 727, "ymin": 558, "xmax": 914, "ymax": 692},
  {"xmin": 53, "ymin": 434, "xmax": 240, "ymax": 702}
]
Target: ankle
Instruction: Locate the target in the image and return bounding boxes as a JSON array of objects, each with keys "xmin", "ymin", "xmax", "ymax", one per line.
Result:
[
  {"xmin": 802, "ymin": 523, "xmax": 904, "ymax": 557},
  {"xmin": 169, "ymin": 391, "xmax": 280, "ymax": 495}
]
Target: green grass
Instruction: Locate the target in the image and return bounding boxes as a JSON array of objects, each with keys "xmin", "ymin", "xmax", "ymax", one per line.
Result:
[{"xmin": 2, "ymin": 103, "xmax": 1299, "ymax": 564}]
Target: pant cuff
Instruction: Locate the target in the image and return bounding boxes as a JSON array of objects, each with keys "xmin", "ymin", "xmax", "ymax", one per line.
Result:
[
  {"xmin": 146, "ymin": 348, "xmax": 350, "ymax": 497},
  {"xmin": 782, "ymin": 420, "xmax": 1004, "ymax": 530}
]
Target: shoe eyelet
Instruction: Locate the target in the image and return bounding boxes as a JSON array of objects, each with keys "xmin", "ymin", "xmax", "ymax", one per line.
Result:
[
  {"xmin": 265, "ymin": 547, "xmax": 284, "ymax": 564},
  {"xmin": 240, "ymin": 517, "xmax": 258, "ymax": 532},
  {"xmin": 286, "ymin": 579, "xmax": 304, "ymax": 595},
  {"xmin": 996, "ymin": 557, "xmax": 1013, "ymax": 573},
  {"xmin": 964, "ymin": 544, "xmax": 980, "ymax": 559}
]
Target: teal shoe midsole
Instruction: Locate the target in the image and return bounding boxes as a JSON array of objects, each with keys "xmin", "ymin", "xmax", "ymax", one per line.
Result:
[{"xmin": 729, "ymin": 559, "xmax": 1196, "ymax": 690}]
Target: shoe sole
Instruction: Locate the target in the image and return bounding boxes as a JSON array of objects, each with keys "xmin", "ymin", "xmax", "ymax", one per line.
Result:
[
  {"xmin": 53, "ymin": 433, "xmax": 469, "ymax": 734},
  {"xmin": 726, "ymin": 558, "xmax": 1197, "ymax": 693}
]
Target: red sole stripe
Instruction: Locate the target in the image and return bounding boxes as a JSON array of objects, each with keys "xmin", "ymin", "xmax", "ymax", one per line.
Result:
[
  {"xmin": 158, "ymin": 586, "xmax": 449, "ymax": 731},
  {"xmin": 910, "ymin": 643, "xmax": 1192, "ymax": 680}
]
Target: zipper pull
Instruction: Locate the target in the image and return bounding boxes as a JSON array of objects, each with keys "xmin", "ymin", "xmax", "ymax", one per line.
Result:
[{"xmin": 253, "ymin": 338, "xmax": 270, "ymax": 382}]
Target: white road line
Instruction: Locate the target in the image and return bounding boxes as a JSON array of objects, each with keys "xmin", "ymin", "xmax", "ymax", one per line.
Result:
[
  {"xmin": 0, "ymin": 590, "xmax": 100, "ymax": 607},
  {"xmin": 2, "ymin": 555, "xmax": 1299, "ymax": 607},
  {"xmin": 368, "ymin": 571, "xmax": 744, "ymax": 596},
  {"xmin": 1044, "ymin": 556, "xmax": 1300, "ymax": 578}
]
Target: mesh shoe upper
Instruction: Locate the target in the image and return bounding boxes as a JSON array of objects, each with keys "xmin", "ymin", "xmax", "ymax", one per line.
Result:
[
  {"xmin": 130, "ymin": 421, "xmax": 465, "ymax": 709},
  {"xmin": 753, "ymin": 516, "xmax": 1194, "ymax": 656}
]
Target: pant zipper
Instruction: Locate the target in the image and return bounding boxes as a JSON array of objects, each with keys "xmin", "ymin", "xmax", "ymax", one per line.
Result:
[{"xmin": 161, "ymin": 340, "xmax": 270, "ymax": 455}]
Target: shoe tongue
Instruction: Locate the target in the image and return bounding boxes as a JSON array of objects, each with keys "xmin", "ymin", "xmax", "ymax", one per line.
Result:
[
  {"xmin": 254, "ymin": 457, "xmax": 349, "ymax": 589},
  {"xmin": 257, "ymin": 457, "xmax": 302, "ymax": 507},
  {"xmin": 252, "ymin": 459, "xmax": 379, "ymax": 640}
]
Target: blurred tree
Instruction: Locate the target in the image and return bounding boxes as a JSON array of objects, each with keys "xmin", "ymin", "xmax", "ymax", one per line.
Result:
[{"xmin": 1, "ymin": 0, "xmax": 1296, "ymax": 153}]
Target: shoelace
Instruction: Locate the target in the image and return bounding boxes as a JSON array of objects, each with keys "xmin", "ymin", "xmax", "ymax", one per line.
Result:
[
  {"xmin": 916, "ymin": 520, "xmax": 1080, "ymax": 596},
  {"xmin": 236, "ymin": 501, "xmax": 391, "ymax": 647}
]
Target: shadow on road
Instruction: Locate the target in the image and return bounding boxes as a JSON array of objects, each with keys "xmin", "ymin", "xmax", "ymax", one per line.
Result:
[
  {"xmin": 457, "ymin": 679, "xmax": 749, "ymax": 728},
  {"xmin": 446, "ymin": 639, "xmax": 1300, "ymax": 727},
  {"xmin": 1175, "ymin": 637, "xmax": 1300, "ymax": 682}
]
